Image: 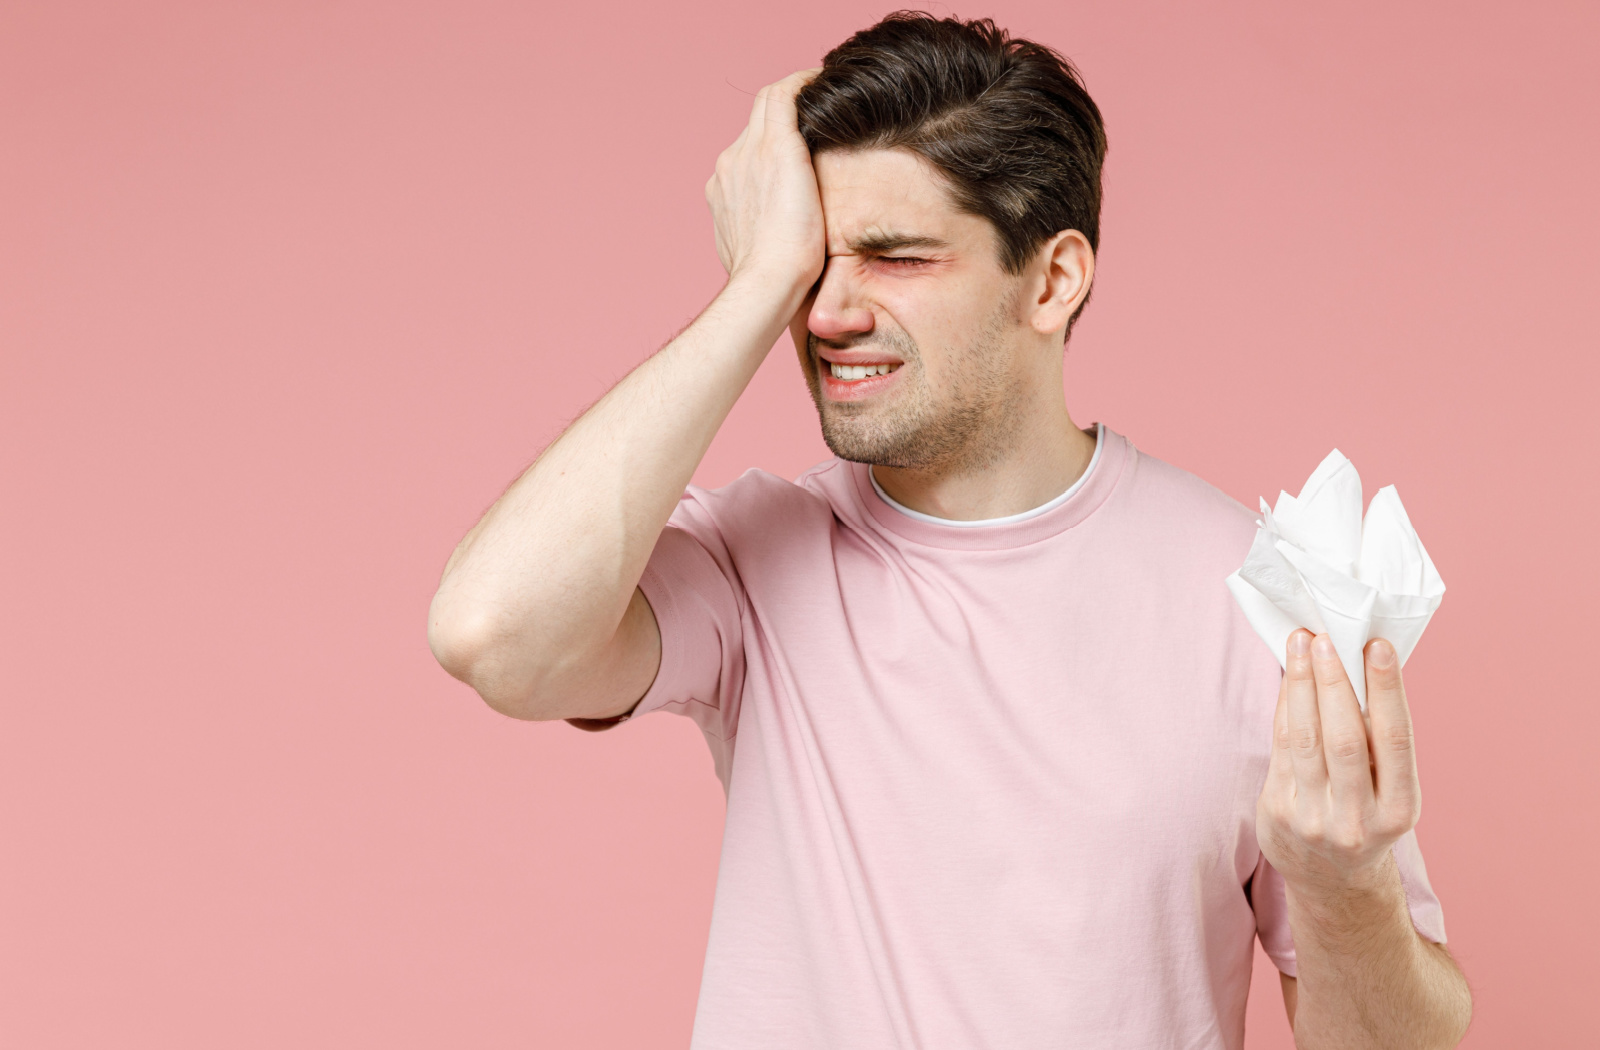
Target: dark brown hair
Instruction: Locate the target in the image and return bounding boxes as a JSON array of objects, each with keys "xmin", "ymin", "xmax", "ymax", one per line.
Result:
[{"xmin": 797, "ymin": 12, "xmax": 1107, "ymax": 277}]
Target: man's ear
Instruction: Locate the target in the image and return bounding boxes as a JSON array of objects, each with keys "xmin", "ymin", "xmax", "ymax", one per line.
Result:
[{"xmin": 1026, "ymin": 230, "xmax": 1095, "ymax": 338}]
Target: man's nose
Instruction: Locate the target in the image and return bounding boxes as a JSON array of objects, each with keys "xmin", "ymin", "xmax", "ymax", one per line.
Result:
[{"xmin": 807, "ymin": 257, "xmax": 875, "ymax": 342}]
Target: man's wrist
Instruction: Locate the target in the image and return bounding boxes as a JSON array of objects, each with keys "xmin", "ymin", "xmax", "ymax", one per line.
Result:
[
  {"xmin": 1284, "ymin": 852, "xmax": 1413, "ymax": 952},
  {"xmin": 723, "ymin": 264, "xmax": 815, "ymax": 317}
]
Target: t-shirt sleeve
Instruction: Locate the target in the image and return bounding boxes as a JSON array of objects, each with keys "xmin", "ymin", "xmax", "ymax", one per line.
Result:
[
  {"xmin": 567, "ymin": 489, "xmax": 747, "ymax": 774},
  {"xmin": 1249, "ymin": 829, "xmax": 1449, "ymax": 977}
]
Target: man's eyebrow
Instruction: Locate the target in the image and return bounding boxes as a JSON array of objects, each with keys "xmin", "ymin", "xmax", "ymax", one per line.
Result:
[{"xmin": 844, "ymin": 231, "xmax": 952, "ymax": 254}]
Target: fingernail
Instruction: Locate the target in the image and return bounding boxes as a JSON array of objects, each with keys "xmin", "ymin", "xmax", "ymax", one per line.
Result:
[
  {"xmin": 1289, "ymin": 631, "xmax": 1311, "ymax": 658},
  {"xmin": 1369, "ymin": 638, "xmax": 1396, "ymax": 668},
  {"xmin": 1312, "ymin": 635, "xmax": 1336, "ymax": 660}
]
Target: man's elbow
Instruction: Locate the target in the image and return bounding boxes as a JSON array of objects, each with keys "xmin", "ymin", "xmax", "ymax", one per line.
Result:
[
  {"xmin": 1402, "ymin": 941, "xmax": 1472, "ymax": 1050},
  {"xmin": 427, "ymin": 606, "xmax": 564, "ymax": 721},
  {"xmin": 1436, "ymin": 949, "xmax": 1474, "ymax": 1048}
]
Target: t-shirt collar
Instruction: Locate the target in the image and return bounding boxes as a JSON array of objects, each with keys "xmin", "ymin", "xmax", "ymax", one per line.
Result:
[{"xmin": 846, "ymin": 423, "xmax": 1128, "ymax": 550}]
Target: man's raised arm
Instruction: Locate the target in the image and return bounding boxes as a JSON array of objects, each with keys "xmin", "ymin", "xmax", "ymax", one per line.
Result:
[{"xmin": 427, "ymin": 71, "xmax": 823, "ymax": 721}]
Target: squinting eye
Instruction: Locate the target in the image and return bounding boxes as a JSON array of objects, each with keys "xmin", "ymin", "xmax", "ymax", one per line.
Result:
[{"xmin": 879, "ymin": 256, "xmax": 928, "ymax": 266}]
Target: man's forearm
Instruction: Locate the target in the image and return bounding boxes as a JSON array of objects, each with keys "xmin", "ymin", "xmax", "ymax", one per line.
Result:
[
  {"xmin": 428, "ymin": 272, "xmax": 805, "ymax": 715},
  {"xmin": 1287, "ymin": 854, "xmax": 1471, "ymax": 1049}
]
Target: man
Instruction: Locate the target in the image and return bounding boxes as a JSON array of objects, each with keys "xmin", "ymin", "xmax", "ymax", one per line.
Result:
[{"xmin": 428, "ymin": 13, "xmax": 1471, "ymax": 1049}]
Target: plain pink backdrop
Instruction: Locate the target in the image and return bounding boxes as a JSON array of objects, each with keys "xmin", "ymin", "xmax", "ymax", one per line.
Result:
[{"xmin": 2, "ymin": 1, "xmax": 1595, "ymax": 1046}]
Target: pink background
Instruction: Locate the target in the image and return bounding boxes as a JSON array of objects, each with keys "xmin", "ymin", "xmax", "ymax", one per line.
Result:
[{"xmin": 3, "ymin": 1, "xmax": 1595, "ymax": 1046}]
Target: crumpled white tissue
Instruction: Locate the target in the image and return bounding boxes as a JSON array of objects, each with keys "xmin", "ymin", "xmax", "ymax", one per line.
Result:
[{"xmin": 1225, "ymin": 450, "xmax": 1445, "ymax": 709}]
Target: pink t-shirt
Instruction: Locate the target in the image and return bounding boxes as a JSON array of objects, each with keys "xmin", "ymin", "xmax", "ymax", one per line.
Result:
[{"xmin": 626, "ymin": 425, "xmax": 1446, "ymax": 1049}]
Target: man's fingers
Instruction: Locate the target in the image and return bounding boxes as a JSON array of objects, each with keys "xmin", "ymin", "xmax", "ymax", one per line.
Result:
[
  {"xmin": 745, "ymin": 80, "xmax": 779, "ymax": 133},
  {"xmin": 1284, "ymin": 630, "xmax": 1327, "ymax": 794},
  {"xmin": 1265, "ymin": 668, "xmax": 1295, "ymax": 795},
  {"xmin": 1311, "ymin": 633, "xmax": 1375, "ymax": 812},
  {"xmin": 1365, "ymin": 638, "xmax": 1421, "ymax": 834},
  {"xmin": 771, "ymin": 67, "xmax": 823, "ymax": 99},
  {"xmin": 751, "ymin": 68, "xmax": 823, "ymax": 132}
]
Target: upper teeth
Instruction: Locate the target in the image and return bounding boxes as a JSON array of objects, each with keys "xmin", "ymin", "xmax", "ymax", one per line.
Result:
[{"xmin": 830, "ymin": 363, "xmax": 898, "ymax": 380}]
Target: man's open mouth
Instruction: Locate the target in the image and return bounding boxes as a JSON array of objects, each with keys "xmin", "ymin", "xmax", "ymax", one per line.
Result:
[
  {"xmin": 819, "ymin": 357, "xmax": 905, "ymax": 402},
  {"xmin": 827, "ymin": 362, "xmax": 902, "ymax": 381}
]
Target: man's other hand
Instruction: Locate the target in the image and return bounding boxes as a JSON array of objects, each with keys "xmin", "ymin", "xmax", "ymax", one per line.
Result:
[
  {"xmin": 1257, "ymin": 629, "xmax": 1421, "ymax": 898},
  {"xmin": 1257, "ymin": 636, "xmax": 1470, "ymax": 1047}
]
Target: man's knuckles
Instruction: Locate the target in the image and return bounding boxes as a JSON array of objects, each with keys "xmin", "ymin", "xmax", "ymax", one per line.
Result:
[
  {"xmin": 1376, "ymin": 720, "xmax": 1416, "ymax": 753},
  {"xmin": 1277, "ymin": 808, "xmax": 1388, "ymax": 859},
  {"xmin": 1326, "ymin": 727, "xmax": 1367, "ymax": 761},
  {"xmin": 1377, "ymin": 797, "xmax": 1421, "ymax": 838}
]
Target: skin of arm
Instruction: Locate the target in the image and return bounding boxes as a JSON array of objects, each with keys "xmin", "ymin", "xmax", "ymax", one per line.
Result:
[
  {"xmin": 427, "ymin": 71, "xmax": 823, "ymax": 720},
  {"xmin": 1259, "ymin": 630, "xmax": 1472, "ymax": 1048}
]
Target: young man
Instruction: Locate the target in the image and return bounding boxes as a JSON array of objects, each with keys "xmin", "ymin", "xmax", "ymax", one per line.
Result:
[{"xmin": 429, "ymin": 13, "xmax": 1471, "ymax": 1049}]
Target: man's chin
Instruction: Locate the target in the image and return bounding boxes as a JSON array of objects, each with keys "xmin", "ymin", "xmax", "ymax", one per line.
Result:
[
  {"xmin": 808, "ymin": 381, "xmax": 924, "ymax": 466},
  {"xmin": 817, "ymin": 418, "xmax": 907, "ymax": 467}
]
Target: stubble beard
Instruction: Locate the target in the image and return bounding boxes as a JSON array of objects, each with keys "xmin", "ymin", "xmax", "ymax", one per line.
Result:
[{"xmin": 802, "ymin": 298, "xmax": 1026, "ymax": 475}]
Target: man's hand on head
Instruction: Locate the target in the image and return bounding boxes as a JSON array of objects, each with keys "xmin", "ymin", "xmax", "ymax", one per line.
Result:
[{"xmin": 705, "ymin": 69, "xmax": 826, "ymax": 299}]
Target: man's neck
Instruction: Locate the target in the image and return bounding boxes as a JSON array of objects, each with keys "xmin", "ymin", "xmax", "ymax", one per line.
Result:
[{"xmin": 870, "ymin": 401, "xmax": 1097, "ymax": 522}]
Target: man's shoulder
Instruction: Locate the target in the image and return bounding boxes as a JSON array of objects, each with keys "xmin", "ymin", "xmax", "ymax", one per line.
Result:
[
  {"xmin": 675, "ymin": 458, "xmax": 852, "ymax": 536},
  {"xmin": 1118, "ymin": 439, "xmax": 1260, "ymax": 552}
]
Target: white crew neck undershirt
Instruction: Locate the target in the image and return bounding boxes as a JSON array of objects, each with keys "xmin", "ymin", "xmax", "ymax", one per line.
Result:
[{"xmin": 867, "ymin": 422, "xmax": 1105, "ymax": 528}]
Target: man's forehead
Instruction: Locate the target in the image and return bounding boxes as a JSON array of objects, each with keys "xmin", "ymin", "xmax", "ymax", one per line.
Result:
[{"xmin": 814, "ymin": 148, "xmax": 971, "ymax": 251}]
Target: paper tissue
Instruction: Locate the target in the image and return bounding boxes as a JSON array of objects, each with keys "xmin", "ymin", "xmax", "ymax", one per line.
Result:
[{"xmin": 1225, "ymin": 450, "xmax": 1445, "ymax": 708}]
